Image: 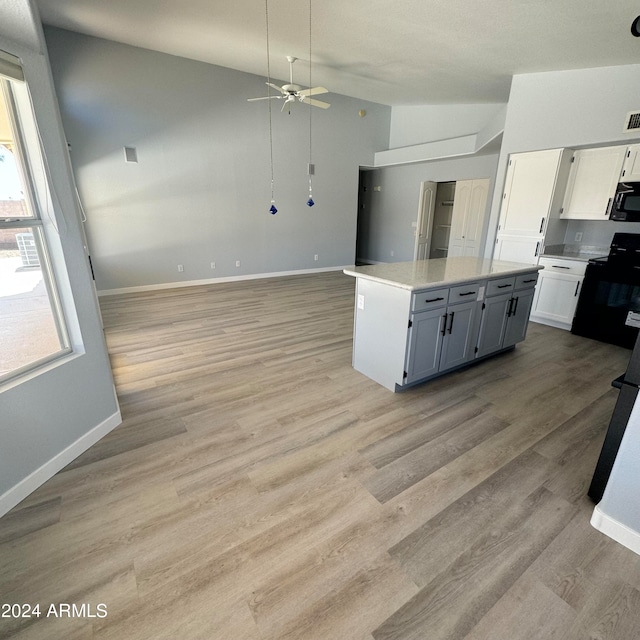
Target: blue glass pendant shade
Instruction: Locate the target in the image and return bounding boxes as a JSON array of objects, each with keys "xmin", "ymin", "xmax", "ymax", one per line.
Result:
[
  {"xmin": 306, "ymin": 197, "xmax": 315, "ymax": 207},
  {"xmin": 269, "ymin": 204, "xmax": 278, "ymax": 214}
]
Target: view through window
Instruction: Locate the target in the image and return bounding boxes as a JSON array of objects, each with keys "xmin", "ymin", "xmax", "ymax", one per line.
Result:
[{"xmin": 0, "ymin": 68, "xmax": 70, "ymax": 382}]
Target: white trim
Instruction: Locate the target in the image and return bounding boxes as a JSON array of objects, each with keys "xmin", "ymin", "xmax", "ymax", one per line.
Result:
[
  {"xmin": 0, "ymin": 410, "xmax": 122, "ymax": 518},
  {"xmin": 97, "ymin": 265, "xmax": 351, "ymax": 296},
  {"xmin": 591, "ymin": 505, "xmax": 640, "ymax": 557},
  {"xmin": 529, "ymin": 316, "xmax": 571, "ymax": 331}
]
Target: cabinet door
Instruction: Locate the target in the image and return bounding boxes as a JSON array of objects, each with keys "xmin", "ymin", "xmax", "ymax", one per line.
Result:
[
  {"xmin": 494, "ymin": 235, "xmax": 542, "ymax": 264},
  {"xmin": 440, "ymin": 300, "xmax": 479, "ymax": 371},
  {"xmin": 621, "ymin": 144, "xmax": 640, "ymax": 183},
  {"xmin": 476, "ymin": 293, "xmax": 511, "ymax": 358},
  {"xmin": 561, "ymin": 146, "xmax": 626, "ymax": 219},
  {"xmin": 499, "ymin": 149, "xmax": 562, "ymax": 237},
  {"xmin": 405, "ymin": 308, "xmax": 446, "ymax": 383},
  {"xmin": 504, "ymin": 288, "xmax": 535, "ymax": 347},
  {"xmin": 530, "ymin": 270, "xmax": 582, "ymax": 326}
]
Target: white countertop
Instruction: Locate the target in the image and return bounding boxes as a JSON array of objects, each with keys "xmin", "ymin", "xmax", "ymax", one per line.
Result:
[{"xmin": 343, "ymin": 257, "xmax": 542, "ymax": 291}]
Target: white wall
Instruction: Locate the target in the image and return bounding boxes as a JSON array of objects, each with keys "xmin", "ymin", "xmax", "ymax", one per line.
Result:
[
  {"xmin": 593, "ymin": 393, "xmax": 640, "ymax": 555},
  {"xmin": 43, "ymin": 27, "xmax": 391, "ymax": 292},
  {"xmin": 358, "ymin": 153, "xmax": 499, "ymax": 264},
  {"xmin": 0, "ymin": 1, "xmax": 120, "ymax": 515},
  {"xmin": 484, "ymin": 64, "xmax": 640, "ymax": 256},
  {"xmin": 389, "ymin": 104, "xmax": 506, "ymax": 149}
]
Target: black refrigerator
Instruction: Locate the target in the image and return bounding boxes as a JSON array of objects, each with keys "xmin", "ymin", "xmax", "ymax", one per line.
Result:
[{"xmin": 589, "ymin": 318, "xmax": 640, "ymax": 502}]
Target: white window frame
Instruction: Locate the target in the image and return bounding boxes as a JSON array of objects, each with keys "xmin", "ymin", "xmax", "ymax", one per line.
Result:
[{"xmin": 0, "ymin": 54, "xmax": 72, "ymax": 385}]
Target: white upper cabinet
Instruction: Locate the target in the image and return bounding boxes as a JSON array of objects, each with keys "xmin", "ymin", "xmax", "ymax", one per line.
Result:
[
  {"xmin": 560, "ymin": 146, "xmax": 627, "ymax": 220},
  {"xmin": 621, "ymin": 144, "xmax": 640, "ymax": 183},
  {"xmin": 448, "ymin": 179, "xmax": 489, "ymax": 258},
  {"xmin": 499, "ymin": 149, "xmax": 566, "ymax": 237}
]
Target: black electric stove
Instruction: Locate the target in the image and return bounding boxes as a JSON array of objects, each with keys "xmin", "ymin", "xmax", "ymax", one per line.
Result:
[{"xmin": 572, "ymin": 233, "xmax": 640, "ymax": 348}]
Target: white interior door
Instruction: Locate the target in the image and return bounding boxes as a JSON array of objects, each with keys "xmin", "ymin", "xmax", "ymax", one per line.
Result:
[
  {"xmin": 462, "ymin": 179, "xmax": 490, "ymax": 256},
  {"xmin": 414, "ymin": 181, "xmax": 436, "ymax": 260}
]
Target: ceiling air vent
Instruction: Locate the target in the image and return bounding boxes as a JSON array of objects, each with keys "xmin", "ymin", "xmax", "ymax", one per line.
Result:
[{"xmin": 624, "ymin": 111, "xmax": 640, "ymax": 133}]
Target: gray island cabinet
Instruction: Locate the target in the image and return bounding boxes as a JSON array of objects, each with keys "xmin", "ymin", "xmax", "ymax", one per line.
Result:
[{"xmin": 343, "ymin": 257, "xmax": 542, "ymax": 391}]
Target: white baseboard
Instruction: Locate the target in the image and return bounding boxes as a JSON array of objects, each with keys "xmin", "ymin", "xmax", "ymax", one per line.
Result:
[
  {"xmin": 0, "ymin": 410, "xmax": 122, "ymax": 518},
  {"xmin": 591, "ymin": 505, "xmax": 640, "ymax": 557},
  {"xmin": 98, "ymin": 266, "xmax": 352, "ymax": 297},
  {"xmin": 529, "ymin": 315, "xmax": 571, "ymax": 331}
]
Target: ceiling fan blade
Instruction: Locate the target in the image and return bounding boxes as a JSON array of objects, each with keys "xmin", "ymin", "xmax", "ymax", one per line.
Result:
[
  {"xmin": 266, "ymin": 82, "xmax": 287, "ymax": 94},
  {"xmin": 303, "ymin": 98, "xmax": 331, "ymax": 109},
  {"xmin": 247, "ymin": 96, "xmax": 281, "ymax": 102},
  {"xmin": 297, "ymin": 86, "xmax": 328, "ymax": 97}
]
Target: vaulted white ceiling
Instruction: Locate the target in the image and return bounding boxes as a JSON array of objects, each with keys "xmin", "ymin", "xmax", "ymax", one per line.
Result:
[{"xmin": 36, "ymin": 0, "xmax": 640, "ymax": 106}]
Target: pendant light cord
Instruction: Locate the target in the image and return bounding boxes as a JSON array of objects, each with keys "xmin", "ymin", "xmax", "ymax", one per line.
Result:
[
  {"xmin": 308, "ymin": 0, "xmax": 314, "ymax": 204},
  {"xmin": 265, "ymin": 0, "xmax": 275, "ymax": 206}
]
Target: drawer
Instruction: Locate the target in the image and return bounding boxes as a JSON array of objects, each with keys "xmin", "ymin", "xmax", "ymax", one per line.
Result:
[
  {"xmin": 515, "ymin": 272, "xmax": 539, "ymax": 290},
  {"xmin": 486, "ymin": 276, "xmax": 516, "ymax": 297},
  {"xmin": 412, "ymin": 287, "xmax": 448, "ymax": 312},
  {"xmin": 538, "ymin": 257, "xmax": 587, "ymax": 276},
  {"xmin": 448, "ymin": 281, "xmax": 481, "ymax": 304}
]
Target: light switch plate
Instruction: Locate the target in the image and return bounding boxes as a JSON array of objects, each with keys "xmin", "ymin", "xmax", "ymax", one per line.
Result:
[{"xmin": 357, "ymin": 294, "xmax": 365, "ymax": 310}]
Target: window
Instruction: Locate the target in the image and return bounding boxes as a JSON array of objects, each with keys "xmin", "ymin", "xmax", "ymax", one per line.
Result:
[{"xmin": 0, "ymin": 51, "xmax": 71, "ymax": 383}]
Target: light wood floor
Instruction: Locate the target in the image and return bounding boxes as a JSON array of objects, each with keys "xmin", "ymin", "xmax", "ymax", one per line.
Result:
[{"xmin": 2, "ymin": 270, "xmax": 640, "ymax": 639}]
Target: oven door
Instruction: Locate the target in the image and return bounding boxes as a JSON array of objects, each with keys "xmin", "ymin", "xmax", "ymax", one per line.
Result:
[
  {"xmin": 571, "ymin": 260, "xmax": 640, "ymax": 348},
  {"xmin": 610, "ymin": 182, "xmax": 640, "ymax": 221}
]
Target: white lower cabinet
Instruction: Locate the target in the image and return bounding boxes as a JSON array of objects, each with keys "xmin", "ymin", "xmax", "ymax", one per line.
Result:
[{"xmin": 530, "ymin": 258, "xmax": 586, "ymax": 330}]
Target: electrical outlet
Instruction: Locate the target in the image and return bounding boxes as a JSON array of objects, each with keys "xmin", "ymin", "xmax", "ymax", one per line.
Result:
[
  {"xmin": 575, "ymin": 232, "xmax": 583, "ymax": 242},
  {"xmin": 210, "ymin": 262, "xmax": 216, "ymax": 269},
  {"xmin": 235, "ymin": 260, "xmax": 241, "ymax": 268},
  {"xmin": 314, "ymin": 254, "xmax": 318, "ymax": 261},
  {"xmin": 177, "ymin": 264, "xmax": 184, "ymax": 272}
]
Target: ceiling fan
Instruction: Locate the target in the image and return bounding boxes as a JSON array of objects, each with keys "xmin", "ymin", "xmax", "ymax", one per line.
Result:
[{"xmin": 248, "ymin": 56, "xmax": 330, "ymax": 113}]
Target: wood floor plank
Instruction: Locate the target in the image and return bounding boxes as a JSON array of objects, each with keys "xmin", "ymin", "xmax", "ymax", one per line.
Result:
[
  {"xmin": 373, "ymin": 487, "xmax": 576, "ymax": 640},
  {"xmin": 364, "ymin": 408, "xmax": 510, "ymax": 502}
]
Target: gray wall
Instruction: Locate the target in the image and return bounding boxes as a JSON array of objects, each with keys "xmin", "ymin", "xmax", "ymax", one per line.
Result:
[
  {"xmin": 358, "ymin": 153, "xmax": 500, "ymax": 264},
  {"xmin": 0, "ymin": 1, "xmax": 119, "ymax": 512},
  {"xmin": 484, "ymin": 64, "xmax": 640, "ymax": 256},
  {"xmin": 43, "ymin": 27, "xmax": 391, "ymax": 292}
]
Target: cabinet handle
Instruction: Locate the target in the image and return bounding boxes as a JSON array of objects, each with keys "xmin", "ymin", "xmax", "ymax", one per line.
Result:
[
  {"xmin": 441, "ymin": 313, "xmax": 448, "ymax": 336},
  {"xmin": 497, "ymin": 284, "xmax": 512, "ymax": 289},
  {"xmin": 448, "ymin": 311, "xmax": 455, "ymax": 334},
  {"xmin": 574, "ymin": 282, "xmax": 580, "ymax": 296},
  {"xmin": 457, "ymin": 291, "xmax": 476, "ymax": 297},
  {"xmin": 606, "ymin": 197, "xmax": 613, "ymax": 216},
  {"xmin": 535, "ymin": 241, "xmax": 540, "ymax": 257},
  {"xmin": 507, "ymin": 297, "xmax": 514, "ymax": 317},
  {"xmin": 512, "ymin": 296, "xmax": 519, "ymax": 316},
  {"xmin": 539, "ymin": 217, "xmax": 545, "ymax": 233},
  {"xmin": 552, "ymin": 265, "xmax": 570, "ymax": 269},
  {"xmin": 523, "ymin": 278, "xmax": 537, "ymax": 283},
  {"xmin": 425, "ymin": 297, "xmax": 445, "ymax": 303}
]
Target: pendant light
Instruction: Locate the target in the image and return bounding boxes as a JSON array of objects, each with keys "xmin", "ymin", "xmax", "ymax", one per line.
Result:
[{"xmin": 261, "ymin": 0, "xmax": 319, "ymax": 214}]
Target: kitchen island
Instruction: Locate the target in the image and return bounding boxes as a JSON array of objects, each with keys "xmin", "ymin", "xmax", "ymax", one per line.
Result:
[{"xmin": 344, "ymin": 257, "xmax": 543, "ymax": 391}]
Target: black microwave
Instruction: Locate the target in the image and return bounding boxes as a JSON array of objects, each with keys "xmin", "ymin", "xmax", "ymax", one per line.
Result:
[{"xmin": 611, "ymin": 182, "xmax": 640, "ymax": 221}]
